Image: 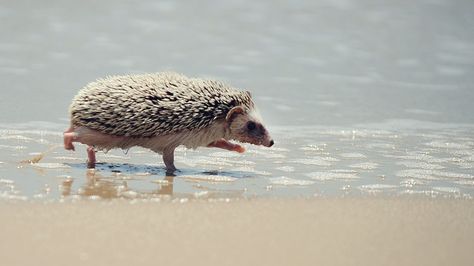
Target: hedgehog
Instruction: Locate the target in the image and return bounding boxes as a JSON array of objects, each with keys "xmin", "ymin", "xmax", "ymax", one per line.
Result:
[{"xmin": 64, "ymin": 72, "xmax": 274, "ymax": 173}]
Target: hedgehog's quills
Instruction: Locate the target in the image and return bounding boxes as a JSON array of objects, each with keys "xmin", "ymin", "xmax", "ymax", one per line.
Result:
[{"xmin": 65, "ymin": 72, "xmax": 273, "ymax": 173}]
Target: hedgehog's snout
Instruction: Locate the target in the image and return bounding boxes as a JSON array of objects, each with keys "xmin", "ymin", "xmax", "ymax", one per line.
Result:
[{"xmin": 263, "ymin": 138, "xmax": 274, "ymax": 147}]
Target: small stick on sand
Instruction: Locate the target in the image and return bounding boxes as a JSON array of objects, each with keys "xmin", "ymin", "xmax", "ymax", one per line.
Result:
[{"xmin": 20, "ymin": 145, "xmax": 61, "ymax": 164}]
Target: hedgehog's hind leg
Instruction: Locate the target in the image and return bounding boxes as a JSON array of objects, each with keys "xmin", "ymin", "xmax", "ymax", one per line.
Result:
[
  {"xmin": 86, "ymin": 146, "xmax": 96, "ymax": 169},
  {"xmin": 63, "ymin": 126, "xmax": 76, "ymax": 151}
]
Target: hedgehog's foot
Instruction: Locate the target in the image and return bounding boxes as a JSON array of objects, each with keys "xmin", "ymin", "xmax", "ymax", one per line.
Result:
[
  {"xmin": 63, "ymin": 131, "xmax": 76, "ymax": 151},
  {"xmin": 208, "ymin": 139, "xmax": 245, "ymax": 153},
  {"xmin": 163, "ymin": 147, "xmax": 177, "ymax": 174},
  {"xmin": 86, "ymin": 146, "xmax": 96, "ymax": 169}
]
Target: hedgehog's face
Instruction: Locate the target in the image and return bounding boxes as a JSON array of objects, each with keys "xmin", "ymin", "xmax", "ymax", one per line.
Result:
[{"xmin": 226, "ymin": 106, "xmax": 274, "ymax": 147}]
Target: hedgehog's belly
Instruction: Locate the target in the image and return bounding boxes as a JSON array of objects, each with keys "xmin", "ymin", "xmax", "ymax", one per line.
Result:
[
  {"xmin": 73, "ymin": 124, "xmax": 226, "ymax": 154},
  {"xmin": 73, "ymin": 126, "xmax": 179, "ymax": 154},
  {"xmin": 73, "ymin": 127, "xmax": 134, "ymax": 151}
]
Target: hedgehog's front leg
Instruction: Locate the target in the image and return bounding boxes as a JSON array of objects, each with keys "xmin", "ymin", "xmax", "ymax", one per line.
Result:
[
  {"xmin": 163, "ymin": 147, "xmax": 177, "ymax": 173},
  {"xmin": 208, "ymin": 139, "xmax": 246, "ymax": 153}
]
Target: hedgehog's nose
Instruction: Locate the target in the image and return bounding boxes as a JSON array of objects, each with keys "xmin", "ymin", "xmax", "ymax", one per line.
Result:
[{"xmin": 269, "ymin": 140, "xmax": 274, "ymax": 147}]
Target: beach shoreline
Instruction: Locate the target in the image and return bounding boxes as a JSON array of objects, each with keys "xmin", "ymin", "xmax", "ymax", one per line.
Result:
[{"xmin": 1, "ymin": 197, "xmax": 473, "ymax": 266}]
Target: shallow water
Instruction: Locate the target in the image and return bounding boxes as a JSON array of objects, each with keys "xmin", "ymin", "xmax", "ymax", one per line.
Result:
[
  {"xmin": 1, "ymin": 121, "xmax": 473, "ymax": 200},
  {"xmin": 0, "ymin": 0, "xmax": 473, "ymax": 201}
]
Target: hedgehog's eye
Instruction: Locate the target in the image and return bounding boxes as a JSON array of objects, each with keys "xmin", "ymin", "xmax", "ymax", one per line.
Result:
[{"xmin": 247, "ymin": 121, "xmax": 256, "ymax": 131}]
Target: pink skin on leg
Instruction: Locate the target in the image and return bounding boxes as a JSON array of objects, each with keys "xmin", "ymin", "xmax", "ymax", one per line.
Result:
[
  {"xmin": 63, "ymin": 127, "xmax": 76, "ymax": 151},
  {"xmin": 86, "ymin": 146, "xmax": 96, "ymax": 169},
  {"xmin": 207, "ymin": 139, "xmax": 245, "ymax": 153},
  {"xmin": 64, "ymin": 126, "xmax": 126, "ymax": 169}
]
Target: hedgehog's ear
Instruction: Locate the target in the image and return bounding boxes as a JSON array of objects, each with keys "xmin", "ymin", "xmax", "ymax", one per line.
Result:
[{"xmin": 226, "ymin": 106, "xmax": 245, "ymax": 123}]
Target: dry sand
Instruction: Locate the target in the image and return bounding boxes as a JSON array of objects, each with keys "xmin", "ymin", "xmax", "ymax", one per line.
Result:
[{"xmin": 1, "ymin": 198, "xmax": 473, "ymax": 266}]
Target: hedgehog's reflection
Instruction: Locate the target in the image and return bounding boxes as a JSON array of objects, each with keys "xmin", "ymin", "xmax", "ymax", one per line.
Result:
[
  {"xmin": 61, "ymin": 169, "xmax": 175, "ymax": 199},
  {"xmin": 61, "ymin": 162, "xmax": 250, "ymax": 200}
]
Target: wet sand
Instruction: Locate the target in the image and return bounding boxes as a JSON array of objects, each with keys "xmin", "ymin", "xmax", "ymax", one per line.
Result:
[{"xmin": 1, "ymin": 198, "xmax": 473, "ymax": 266}]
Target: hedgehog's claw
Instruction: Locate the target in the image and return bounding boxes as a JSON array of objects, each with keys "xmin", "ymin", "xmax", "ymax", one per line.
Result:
[
  {"xmin": 232, "ymin": 144, "xmax": 246, "ymax": 153},
  {"xmin": 208, "ymin": 139, "xmax": 245, "ymax": 153}
]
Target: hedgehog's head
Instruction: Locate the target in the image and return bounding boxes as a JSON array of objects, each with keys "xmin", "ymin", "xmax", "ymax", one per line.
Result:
[{"xmin": 226, "ymin": 105, "xmax": 274, "ymax": 147}]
